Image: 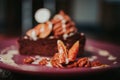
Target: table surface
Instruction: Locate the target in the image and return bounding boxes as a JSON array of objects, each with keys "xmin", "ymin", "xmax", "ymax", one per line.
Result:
[{"xmin": 0, "ymin": 35, "xmax": 120, "ymax": 80}]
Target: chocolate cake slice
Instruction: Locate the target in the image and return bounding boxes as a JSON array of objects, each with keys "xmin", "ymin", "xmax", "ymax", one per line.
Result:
[
  {"xmin": 18, "ymin": 10, "xmax": 86, "ymax": 57},
  {"xmin": 18, "ymin": 32, "xmax": 85, "ymax": 56}
]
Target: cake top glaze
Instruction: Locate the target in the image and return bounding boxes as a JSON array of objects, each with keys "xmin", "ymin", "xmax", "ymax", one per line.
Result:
[{"xmin": 24, "ymin": 9, "xmax": 78, "ymax": 41}]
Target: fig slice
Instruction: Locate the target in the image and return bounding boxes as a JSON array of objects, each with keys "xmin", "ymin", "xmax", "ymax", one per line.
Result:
[
  {"xmin": 26, "ymin": 29, "xmax": 39, "ymax": 40},
  {"xmin": 68, "ymin": 41, "xmax": 79, "ymax": 62},
  {"xmin": 34, "ymin": 21, "xmax": 52, "ymax": 38},
  {"xmin": 57, "ymin": 40, "xmax": 68, "ymax": 64}
]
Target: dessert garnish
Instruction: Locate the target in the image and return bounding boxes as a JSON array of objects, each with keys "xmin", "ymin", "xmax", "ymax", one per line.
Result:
[
  {"xmin": 25, "ymin": 10, "xmax": 78, "ymax": 40},
  {"xmin": 26, "ymin": 21, "xmax": 52, "ymax": 39},
  {"xmin": 34, "ymin": 8, "xmax": 51, "ymax": 23},
  {"xmin": 52, "ymin": 10, "xmax": 77, "ymax": 37},
  {"xmin": 23, "ymin": 40, "xmax": 106, "ymax": 68}
]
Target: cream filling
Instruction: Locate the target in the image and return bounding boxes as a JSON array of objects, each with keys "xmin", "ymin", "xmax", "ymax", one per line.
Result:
[
  {"xmin": 0, "ymin": 48, "xmax": 19, "ymax": 67},
  {"xmin": 98, "ymin": 50, "xmax": 110, "ymax": 57},
  {"xmin": 63, "ymin": 34, "xmax": 69, "ymax": 40},
  {"xmin": 30, "ymin": 30, "xmax": 37, "ymax": 41},
  {"xmin": 48, "ymin": 22, "xmax": 52, "ymax": 30},
  {"xmin": 40, "ymin": 25, "xmax": 45, "ymax": 32},
  {"xmin": 54, "ymin": 15, "xmax": 64, "ymax": 20},
  {"xmin": 88, "ymin": 56, "xmax": 97, "ymax": 61},
  {"xmin": 55, "ymin": 15, "xmax": 67, "ymax": 33},
  {"xmin": 62, "ymin": 20, "xmax": 66, "ymax": 32},
  {"xmin": 108, "ymin": 55, "xmax": 117, "ymax": 61},
  {"xmin": 63, "ymin": 33, "xmax": 75, "ymax": 40},
  {"xmin": 46, "ymin": 61, "xmax": 52, "ymax": 67}
]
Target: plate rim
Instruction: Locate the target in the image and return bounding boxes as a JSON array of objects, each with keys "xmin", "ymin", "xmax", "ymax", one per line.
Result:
[{"xmin": 0, "ymin": 38, "xmax": 120, "ymax": 76}]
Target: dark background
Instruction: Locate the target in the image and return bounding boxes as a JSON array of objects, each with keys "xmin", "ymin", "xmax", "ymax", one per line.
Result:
[
  {"xmin": 0, "ymin": 0, "xmax": 120, "ymax": 45},
  {"xmin": 0, "ymin": 0, "xmax": 120, "ymax": 79}
]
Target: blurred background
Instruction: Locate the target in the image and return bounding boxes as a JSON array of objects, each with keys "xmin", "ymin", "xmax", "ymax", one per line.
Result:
[{"xmin": 0, "ymin": 0, "xmax": 120, "ymax": 45}]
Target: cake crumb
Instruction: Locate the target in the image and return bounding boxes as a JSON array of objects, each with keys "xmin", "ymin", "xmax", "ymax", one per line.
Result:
[
  {"xmin": 98, "ymin": 50, "xmax": 110, "ymax": 57},
  {"xmin": 113, "ymin": 61, "xmax": 117, "ymax": 64},
  {"xmin": 108, "ymin": 55, "xmax": 117, "ymax": 61},
  {"xmin": 89, "ymin": 56, "xmax": 97, "ymax": 61}
]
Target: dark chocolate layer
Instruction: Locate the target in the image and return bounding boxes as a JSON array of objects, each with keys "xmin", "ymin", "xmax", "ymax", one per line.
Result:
[{"xmin": 18, "ymin": 32, "xmax": 86, "ymax": 57}]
